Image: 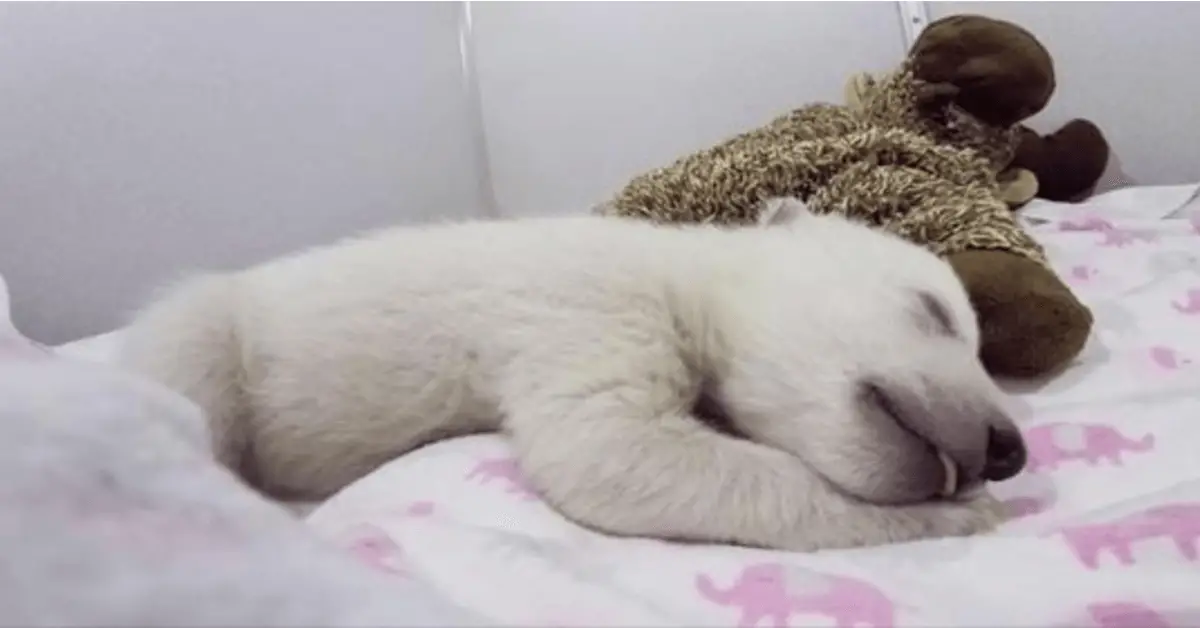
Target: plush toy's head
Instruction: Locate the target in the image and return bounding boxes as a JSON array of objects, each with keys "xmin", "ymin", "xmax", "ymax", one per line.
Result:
[{"xmin": 910, "ymin": 14, "xmax": 1055, "ymax": 128}]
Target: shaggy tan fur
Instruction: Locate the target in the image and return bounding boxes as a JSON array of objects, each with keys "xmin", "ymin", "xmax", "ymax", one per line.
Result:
[
  {"xmin": 844, "ymin": 70, "xmax": 1039, "ymax": 208},
  {"xmin": 598, "ymin": 64, "xmax": 1047, "ymax": 269}
]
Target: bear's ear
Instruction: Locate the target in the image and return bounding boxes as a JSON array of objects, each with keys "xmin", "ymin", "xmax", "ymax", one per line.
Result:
[{"xmin": 758, "ymin": 197, "xmax": 813, "ymax": 228}]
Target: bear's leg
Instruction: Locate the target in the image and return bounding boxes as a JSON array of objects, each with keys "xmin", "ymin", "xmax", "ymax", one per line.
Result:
[{"xmin": 498, "ymin": 351, "xmax": 1007, "ymax": 550}]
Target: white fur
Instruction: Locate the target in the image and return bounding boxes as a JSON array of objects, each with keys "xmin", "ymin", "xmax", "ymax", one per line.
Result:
[{"xmin": 120, "ymin": 204, "xmax": 1014, "ymax": 551}]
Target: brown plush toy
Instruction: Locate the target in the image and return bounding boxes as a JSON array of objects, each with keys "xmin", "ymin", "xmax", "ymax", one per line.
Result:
[{"xmin": 596, "ymin": 14, "xmax": 1094, "ymax": 379}]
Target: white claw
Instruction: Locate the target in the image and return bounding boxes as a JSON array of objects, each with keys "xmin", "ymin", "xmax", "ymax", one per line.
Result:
[{"xmin": 939, "ymin": 451, "xmax": 958, "ymax": 497}]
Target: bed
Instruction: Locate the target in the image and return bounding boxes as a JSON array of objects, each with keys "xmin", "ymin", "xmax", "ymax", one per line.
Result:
[{"xmin": 46, "ymin": 183, "xmax": 1200, "ymax": 627}]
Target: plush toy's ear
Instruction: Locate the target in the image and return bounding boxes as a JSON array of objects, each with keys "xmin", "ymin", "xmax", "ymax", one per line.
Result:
[
  {"xmin": 758, "ymin": 197, "xmax": 813, "ymax": 227},
  {"xmin": 844, "ymin": 72, "xmax": 875, "ymax": 110}
]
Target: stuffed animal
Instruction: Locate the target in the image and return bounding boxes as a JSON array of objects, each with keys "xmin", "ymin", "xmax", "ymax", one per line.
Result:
[{"xmin": 595, "ymin": 14, "xmax": 1094, "ymax": 379}]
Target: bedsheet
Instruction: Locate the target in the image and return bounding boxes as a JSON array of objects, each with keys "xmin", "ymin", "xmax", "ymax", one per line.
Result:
[{"xmin": 300, "ymin": 183, "xmax": 1200, "ymax": 628}]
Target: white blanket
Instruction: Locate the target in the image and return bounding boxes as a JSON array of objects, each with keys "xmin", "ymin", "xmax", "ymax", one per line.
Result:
[
  {"xmin": 0, "ymin": 279, "xmax": 486, "ymax": 626},
  {"xmin": 299, "ymin": 184, "xmax": 1200, "ymax": 628}
]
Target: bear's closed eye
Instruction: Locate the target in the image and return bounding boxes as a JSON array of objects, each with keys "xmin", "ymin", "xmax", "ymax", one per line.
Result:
[{"xmin": 916, "ymin": 290, "xmax": 957, "ymax": 338}]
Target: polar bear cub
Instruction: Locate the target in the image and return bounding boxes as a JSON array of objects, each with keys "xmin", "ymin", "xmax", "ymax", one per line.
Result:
[{"xmin": 119, "ymin": 199, "xmax": 1025, "ymax": 551}]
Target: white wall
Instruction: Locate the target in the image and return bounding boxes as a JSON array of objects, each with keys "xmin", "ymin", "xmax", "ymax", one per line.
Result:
[
  {"xmin": 3, "ymin": 2, "xmax": 1198, "ymax": 342},
  {"xmin": 0, "ymin": 2, "xmax": 488, "ymax": 343},
  {"xmin": 929, "ymin": 2, "xmax": 1200, "ymax": 190},
  {"xmin": 471, "ymin": 1, "xmax": 908, "ymax": 217}
]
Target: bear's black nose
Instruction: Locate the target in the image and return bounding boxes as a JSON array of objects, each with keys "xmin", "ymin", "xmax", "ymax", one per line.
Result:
[{"xmin": 982, "ymin": 425, "xmax": 1027, "ymax": 482}]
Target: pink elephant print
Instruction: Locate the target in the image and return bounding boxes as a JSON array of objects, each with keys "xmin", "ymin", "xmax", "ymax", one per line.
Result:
[
  {"xmin": 1149, "ymin": 346, "xmax": 1193, "ymax": 371},
  {"xmin": 1023, "ymin": 422, "xmax": 1155, "ymax": 473},
  {"xmin": 1058, "ymin": 216, "xmax": 1156, "ymax": 247},
  {"xmin": 405, "ymin": 500, "xmax": 435, "ymax": 516},
  {"xmin": 339, "ymin": 523, "xmax": 407, "ymax": 576},
  {"xmin": 1101, "ymin": 229, "xmax": 1157, "ymax": 248},
  {"xmin": 1059, "ymin": 216, "xmax": 1114, "ymax": 232},
  {"xmin": 1003, "ymin": 496, "xmax": 1050, "ymax": 519},
  {"xmin": 695, "ymin": 562, "xmax": 895, "ymax": 628},
  {"xmin": 382, "ymin": 499, "xmax": 437, "ymax": 519},
  {"xmin": 467, "ymin": 457, "xmax": 539, "ymax": 501},
  {"xmin": 1058, "ymin": 502, "xmax": 1200, "ymax": 569},
  {"xmin": 1069, "ymin": 265, "xmax": 1098, "ymax": 283},
  {"xmin": 1087, "ymin": 602, "xmax": 1172, "ymax": 628},
  {"xmin": 1171, "ymin": 289, "xmax": 1200, "ymax": 314}
]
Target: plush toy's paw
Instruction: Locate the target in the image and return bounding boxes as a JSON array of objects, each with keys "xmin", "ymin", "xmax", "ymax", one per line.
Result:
[
  {"xmin": 843, "ymin": 72, "xmax": 876, "ymax": 111},
  {"xmin": 997, "ymin": 167, "xmax": 1039, "ymax": 208},
  {"xmin": 947, "ymin": 250, "xmax": 1093, "ymax": 378}
]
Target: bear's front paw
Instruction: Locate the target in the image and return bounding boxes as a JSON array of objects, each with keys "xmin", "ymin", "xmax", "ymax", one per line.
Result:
[
  {"xmin": 874, "ymin": 492, "xmax": 1005, "ymax": 546},
  {"xmin": 784, "ymin": 491, "xmax": 1006, "ymax": 552}
]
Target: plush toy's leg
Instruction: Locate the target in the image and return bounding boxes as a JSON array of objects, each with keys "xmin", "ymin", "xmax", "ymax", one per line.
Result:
[
  {"xmin": 498, "ymin": 345, "xmax": 1005, "ymax": 551},
  {"xmin": 948, "ymin": 250, "xmax": 1093, "ymax": 378}
]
